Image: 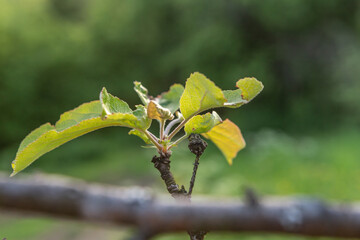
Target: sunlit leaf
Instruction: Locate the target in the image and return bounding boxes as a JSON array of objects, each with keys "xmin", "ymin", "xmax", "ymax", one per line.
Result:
[
  {"xmin": 202, "ymin": 119, "xmax": 246, "ymax": 165},
  {"xmin": 236, "ymin": 77, "xmax": 263, "ymax": 101},
  {"xmin": 184, "ymin": 111, "xmax": 222, "ymax": 135},
  {"xmin": 134, "ymin": 81, "xmax": 150, "ymax": 106},
  {"xmin": 131, "ymin": 105, "xmax": 152, "ymax": 129},
  {"xmin": 17, "ymin": 123, "xmax": 54, "ymax": 154},
  {"xmin": 223, "ymin": 89, "xmax": 247, "ymax": 108},
  {"xmin": 108, "ymin": 105, "xmax": 151, "ymax": 130},
  {"xmin": 156, "ymin": 84, "xmax": 184, "ymax": 113},
  {"xmin": 128, "ymin": 129, "xmax": 151, "ymax": 144},
  {"xmin": 100, "ymin": 87, "xmax": 132, "ymax": 115},
  {"xmin": 11, "ymin": 100, "xmax": 151, "ymax": 176},
  {"xmin": 55, "ymin": 100, "xmax": 103, "ymax": 132},
  {"xmin": 12, "ymin": 73, "xmax": 263, "ymax": 176},
  {"xmin": 223, "ymin": 77, "xmax": 263, "ymax": 108},
  {"xmin": 100, "ymin": 87, "xmax": 151, "ymax": 130},
  {"xmin": 223, "ymin": 78, "xmax": 264, "ymax": 108},
  {"xmin": 180, "ymin": 72, "xmax": 226, "ymax": 119}
]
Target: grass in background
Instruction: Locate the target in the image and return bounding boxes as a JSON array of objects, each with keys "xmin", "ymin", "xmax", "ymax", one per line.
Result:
[{"xmin": 0, "ymin": 127, "xmax": 359, "ymax": 239}]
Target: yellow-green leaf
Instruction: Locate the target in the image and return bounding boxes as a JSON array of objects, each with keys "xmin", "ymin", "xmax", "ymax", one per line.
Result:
[
  {"xmin": 223, "ymin": 77, "xmax": 263, "ymax": 108},
  {"xmin": 128, "ymin": 129, "xmax": 151, "ymax": 144},
  {"xmin": 202, "ymin": 119, "xmax": 246, "ymax": 165},
  {"xmin": 131, "ymin": 105, "xmax": 152, "ymax": 129},
  {"xmin": 184, "ymin": 111, "xmax": 222, "ymax": 135},
  {"xmin": 100, "ymin": 87, "xmax": 132, "ymax": 115},
  {"xmin": 134, "ymin": 81, "xmax": 150, "ymax": 106},
  {"xmin": 107, "ymin": 105, "xmax": 151, "ymax": 130},
  {"xmin": 147, "ymin": 101, "xmax": 174, "ymax": 120},
  {"xmin": 17, "ymin": 123, "xmax": 54, "ymax": 154},
  {"xmin": 55, "ymin": 100, "xmax": 103, "ymax": 132},
  {"xmin": 11, "ymin": 101, "xmax": 151, "ymax": 176},
  {"xmin": 157, "ymin": 84, "xmax": 184, "ymax": 113},
  {"xmin": 180, "ymin": 72, "xmax": 226, "ymax": 119},
  {"xmin": 236, "ymin": 77, "xmax": 263, "ymax": 101},
  {"xmin": 223, "ymin": 89, "xmax": 247, "ymax": 108}
]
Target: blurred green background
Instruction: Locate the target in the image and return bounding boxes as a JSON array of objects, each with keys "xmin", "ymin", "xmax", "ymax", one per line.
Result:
[{"xmin": 0, "ymin": 0, "xmax": 360, "ymax": 239}]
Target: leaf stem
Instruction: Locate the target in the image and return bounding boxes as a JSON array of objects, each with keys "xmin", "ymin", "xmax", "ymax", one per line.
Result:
[
  {"xmin": 168, "ymin": 112, "xmax": 199, "ymax": 140},
  {"xmin": 144, "ymin": 130, "xmax": 163, "ymax": 150},
  {"xmin": 148, "ymin": 131, "xmax": 159, "ymax": 142},
  {"xmin": 160, "ymin": 119, "xmax": 165, "ymax": 140},
  {"xmin": 168, "ymin": 120, "xmax": 184, "ymax": 140},
  {"xmin": 164, "ymin": 118, "xmax": 181, "ymax": 136},
  {"xmin": 168, "ymin": 88, "xmax": 214, "ymax": 140}
]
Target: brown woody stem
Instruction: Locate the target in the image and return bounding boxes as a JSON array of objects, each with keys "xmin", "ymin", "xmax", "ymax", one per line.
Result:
[
  {"xmin": 151, "ymin": 134, "xmax": 209, "ymax": 239},
  {"xmin": 188, "ymin": 155, "xmax": 200, "ymax": 197},
  {"xmin": 151, "ymin": 151, "xmax": 208, "ymax": 239},
  {"xmin": 151, "ymin": 152, "xmax": 188, "ymax": 201}
]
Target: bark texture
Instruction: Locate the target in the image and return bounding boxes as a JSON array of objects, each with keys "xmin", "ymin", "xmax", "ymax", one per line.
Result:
[{"xmin": 1, "ymin": 174, "xmax": 360, "ymax": 238}]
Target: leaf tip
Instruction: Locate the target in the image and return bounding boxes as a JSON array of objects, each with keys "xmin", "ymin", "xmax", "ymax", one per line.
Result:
[
  {"xmin": 190, "ymin": 71, "xmax": 200, "ymax": 76},
  {"xmin": 99, "ymin": 87, "xmax": 107, "ymax": 102},
  {"xmin": 10, "ymin": 162, "xmax": 17, "ymax": 177},
  {"xmin": 188, "ymin": 72, "xmax": 206, "ymax": 81},
  {"xmin": 100, "ymin": 86, "xmax": 108, "ymax": 96},
  {"xmin": 236, "ymin": 77, "xmax": 264, "ymax": 102}
]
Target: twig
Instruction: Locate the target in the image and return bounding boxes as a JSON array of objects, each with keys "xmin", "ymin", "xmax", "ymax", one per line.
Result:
[
  {"xmin": 188, "ymin": 155, "xmax": 200, "ymax": 196},
  {"xmin": 151, "ymin": 152, "xmax": 199, "ymax": 239},
  {"xmin": 151, "ymin": 152, "xmax": 188, "ymax": 201},
  {"xmin": 186, "ymin": 134, "xmax": 208, "ymax": 239},
  {"xmin": 187, "ymin": 134, "xmax": 208, "ymax": 196},
  {"xmin": 151, "ymin": 150, "xmax": 206, "ymax": 239}
]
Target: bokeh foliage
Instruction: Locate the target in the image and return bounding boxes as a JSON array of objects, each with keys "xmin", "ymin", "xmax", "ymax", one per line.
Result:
[{"xmin": 1, "ymin": 0, "xmax": 360, "ymax": 149}]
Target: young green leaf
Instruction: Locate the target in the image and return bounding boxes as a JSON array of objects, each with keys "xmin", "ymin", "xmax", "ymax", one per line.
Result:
[
  {"xmin": 223, "ymin": 77, "xmax": 264, "ymax": 108},
  {"xmin": 100, "ymin": 87, "xmax": 151, "ymax": 129},
  {"xmin": 156, "ymin": 84, "xmax": 184, "ymax": 113},
  {"xmin": 223, "ymin": 89, "xmax": 247, "ymax": 108},
  {"xmin": 134, "ymin": 81, "xmax": 150, "ymax": 106},
  {"xmin": 128, "ymin": 129, "xmax": 152, "ymax": 144},
  {"xmin": 17, "ymin": 123, "xmax": 54, "ymax": 154},
  {"xmin": 236, "ymin": 77, "xmax": 264, "ymax": 102},
  {"xmin": 184, "ymin": 111, "xmax": 222, "ymax": 135},
  {"xmin": 180, "ymin": 72, "xmax": 227, "ymax": 119},
  {"xmin": 147, "ymin": 100, "xmax": 174, "ymax": 120},
  {"xmin": 132, "ymin": 105, "xmax": 152, "ymax": 129},
  {"xmin": 11, "ymin": 100, "xmax": 151, "ymax": 176},
  {"xmin": 202, "ymin": 119, "xmax": 246, "ymax": 165},
  {"xmin": 100, "ymin": 87, "xmax": 132, "ymax": 115}
]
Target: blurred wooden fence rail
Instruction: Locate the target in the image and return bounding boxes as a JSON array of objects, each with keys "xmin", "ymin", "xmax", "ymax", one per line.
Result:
[{"xmin": 0, "ymin": 173, "xmax": 360, "ymax": 239}]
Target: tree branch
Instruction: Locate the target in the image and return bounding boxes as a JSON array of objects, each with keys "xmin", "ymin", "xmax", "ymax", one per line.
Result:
[{"xmin": 1, "ymin": 174, "xmax": 360, "ymax": 238}]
